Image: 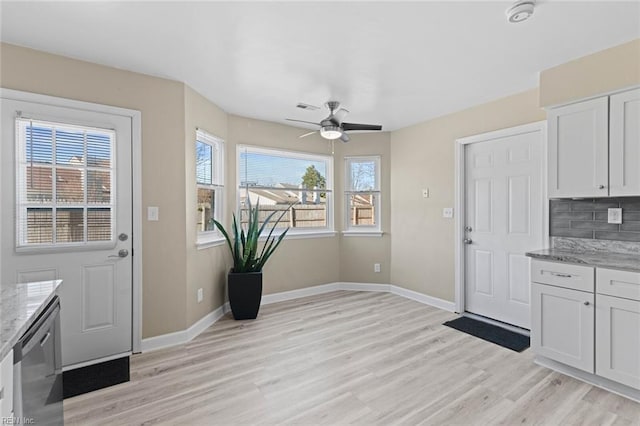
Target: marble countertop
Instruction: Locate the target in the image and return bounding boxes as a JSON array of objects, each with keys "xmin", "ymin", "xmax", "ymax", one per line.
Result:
[
  {"xmin": 526, "ymin": 249, "xmax": 640, "ymax": 273},
  {"xmin": 0, "ymin": 280, "xmax": 62, "ymax": 360}
]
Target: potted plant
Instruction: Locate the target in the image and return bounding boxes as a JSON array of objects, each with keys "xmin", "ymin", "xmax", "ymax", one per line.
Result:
[{"xmin": 213, "ymin": 197, "xmax": 291, "ymax": 320}]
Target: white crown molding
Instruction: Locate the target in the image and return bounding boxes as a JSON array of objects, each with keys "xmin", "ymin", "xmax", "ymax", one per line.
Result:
[{"xmin": 141, "ymin": 282, "xmax": 455, "ymax": 352}]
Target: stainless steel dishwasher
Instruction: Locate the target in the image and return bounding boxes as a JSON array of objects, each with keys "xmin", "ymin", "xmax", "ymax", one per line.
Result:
[{"xmin": 13, "ymin": 296, "xmax": 63, "ymax": 425}]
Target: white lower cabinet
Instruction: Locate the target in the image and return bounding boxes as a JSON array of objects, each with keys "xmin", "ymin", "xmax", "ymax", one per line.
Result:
[
  {"xmin": 531, "ymin": 282, "xmax": 594, "ymax": 373},
  {"xmin": 0, "ymin": 349, "xmax": 14, "ymax": 418},
  {"xmin": 596, "ymin": 294, "xmax": 640, "ymax": 390},
  {"xmin": 532, "ymin": 261, "xmax": 640, "ymax": 394}
]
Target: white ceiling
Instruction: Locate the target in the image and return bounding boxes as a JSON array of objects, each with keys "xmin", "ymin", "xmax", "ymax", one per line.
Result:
[{"xmin": 1, "ymin": 1, "xmax": 639, "ymax": 131}]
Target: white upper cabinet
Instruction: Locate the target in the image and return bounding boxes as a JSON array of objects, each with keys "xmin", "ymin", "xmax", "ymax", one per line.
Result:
[
  {"xmin": 548, "ymin": 88, "xmax": 640, "ymax": 198},
  {"xmin": 610, "ymin": 88, "xmax": 640, "ymax": 196},
  {"xmin": 548, "ymin": 97, "xmax": 609, "ymax": 198}
]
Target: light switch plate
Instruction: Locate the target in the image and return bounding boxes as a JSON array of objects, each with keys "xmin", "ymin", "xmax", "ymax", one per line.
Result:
[
  {"xmin": 608, "ymin": 208, "xmax": 622, "ymax": 224},
  {"xmin": 443, "ymin": 208, "xmax": 454, "ymax": 218},
  {"xmin": 422, "ymin": 188, "xmax": 430, "ymax": 198},
  {"xmin": 147, "ymin": 206, "xmax": 159, "ymax": 221}
]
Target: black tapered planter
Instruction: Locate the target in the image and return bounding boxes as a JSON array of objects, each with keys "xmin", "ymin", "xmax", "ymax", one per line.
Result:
[{"xmin": 228, "ymin": 270, "xmax": 263, "ymax": 320}]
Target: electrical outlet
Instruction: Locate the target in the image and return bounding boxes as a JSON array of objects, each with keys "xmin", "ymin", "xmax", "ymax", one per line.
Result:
[
  {"xmin": 374, "ymin": 263, "xmax": 381, "ymax": 273},
  {"xmin": 443, "ymin": 208, "xmax": 454, "ymax": 218},
  {"xmin": 197, "ymin": 288, "xmax": 203, "ymax": 303},
  {"xmin": 608, "ymin": 208, "xmax": 622, "ymax": 224}
]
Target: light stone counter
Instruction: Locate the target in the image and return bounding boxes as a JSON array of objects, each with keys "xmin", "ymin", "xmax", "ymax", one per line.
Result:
[
  {"xmin": 0, "ymin": 280, "xmax": 62, "ymax": 360},
  {"xmin": 526, "ymin": 249, "xmax": 640, "ymax": 273}
]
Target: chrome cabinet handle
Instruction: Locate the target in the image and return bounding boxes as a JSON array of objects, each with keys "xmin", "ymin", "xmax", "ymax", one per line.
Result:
[
  {"xmin": 550, "ymin": 272, "xmax": 572, "ymax": 278},
  {"xmin": 109, "ymin": 249, "xmax": 129, "ymax": 259}
]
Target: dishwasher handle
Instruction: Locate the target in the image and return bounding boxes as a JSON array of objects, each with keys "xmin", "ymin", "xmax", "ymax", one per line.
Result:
[{"xmin": 16, "ymin": 298, "xmax": 60, "ymax": 359}]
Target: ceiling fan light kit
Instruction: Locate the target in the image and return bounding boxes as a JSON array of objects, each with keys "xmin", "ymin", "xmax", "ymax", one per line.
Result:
[
  {"xmin": 320, "ymin": 125, "xmax": 342, "ymax": 140},
  {"xmin": 506, "ymin": 0, "xmax": 535, "ymax": 23}
]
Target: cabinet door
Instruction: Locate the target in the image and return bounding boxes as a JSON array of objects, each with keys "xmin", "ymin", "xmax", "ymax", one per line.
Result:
[
  {"xmin": 548, "ymin": 97, "xmax": 609, "ymax": 198},
  {"xmin": 531, "ymin": 283, "xmax": 594, "ymax": 373},
  {"xmin": 610, "ymin": 88, "xmax": 640, "ymax": 196},
  {"xmin": 596, "ymin": 294, "xmax": 640, "ymax": 390}
]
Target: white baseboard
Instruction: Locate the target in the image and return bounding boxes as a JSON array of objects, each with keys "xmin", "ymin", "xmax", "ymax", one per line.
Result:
[
  {"xmin": 261, "ymin": 282, "xmax": 340, "ymax": 305},
  {"xmin": 389, "ymin": 285, "xmax": 456, "ymax": 312},
  {"xmin": 141, "ymin": 281, "xmax": 455, "ymax": 352},
  {"xmin": 141, "ymin": 304, "xmax": 227, "ymax": 352}
]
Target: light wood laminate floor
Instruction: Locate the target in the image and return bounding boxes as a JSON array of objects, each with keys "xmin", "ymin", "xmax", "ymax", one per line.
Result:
[{"xmin": 64, "ymin": 291, "xmax": 640, "ymax": 425}]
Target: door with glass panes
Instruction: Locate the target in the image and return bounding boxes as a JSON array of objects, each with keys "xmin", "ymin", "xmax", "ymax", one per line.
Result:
[{"xmin": 1, "ymin": 97, "xmax": 133, "ymax": 368}]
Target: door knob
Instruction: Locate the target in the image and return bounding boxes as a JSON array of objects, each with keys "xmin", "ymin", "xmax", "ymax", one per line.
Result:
[
  {"xmin": 464, "ymin": 226, "xmax": 473, "ymax": 232},
  {"xmin": 463, "ymin": 238, "xmax": 473, "ymax": 245},
  {"xmin": 598, "ymin": 185, "xmax": 606, "ymax": 189},
  {"xmin": 584, "ymin": 301, "xmax": 590, "ymax": 306},
  {"xmin": 109, "ymin": 249, "xmax": 129, "ymax": 259}
]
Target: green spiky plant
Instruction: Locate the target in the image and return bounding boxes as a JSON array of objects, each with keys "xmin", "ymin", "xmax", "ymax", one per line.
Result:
[{"xmin": 213, "ymin": 197, "xmax": 292, "ymax": 273}]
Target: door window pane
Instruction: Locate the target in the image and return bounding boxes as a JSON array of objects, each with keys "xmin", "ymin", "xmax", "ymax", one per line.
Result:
[
  {"xmin": 56, "ymin": 208, "xmax": 85, "ymax": 243},
  {"xmin": 87, "ymin": 170, "xmax": 112, "ymax": 204},
  {"xmin": 26, "ymin": 208, "xmax": 53, "ymax": 244},
  {"xmin": 56, "ymin": 168, "xmax": 84, "ymax": 203},
  {"xmin": 87, "ymin": 208, "xmax": 112, "ymax": 242},
  {"xmin": 26, "ymin": 165, "xmax": 52, "ymax": 203}
]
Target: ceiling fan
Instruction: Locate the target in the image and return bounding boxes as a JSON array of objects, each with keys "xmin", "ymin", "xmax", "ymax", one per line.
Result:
[{"xmin": 286, "ymin": 101, "xmax": 382, "ymax": 143}]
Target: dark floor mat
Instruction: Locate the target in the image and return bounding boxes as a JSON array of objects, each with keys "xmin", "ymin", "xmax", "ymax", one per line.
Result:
[
  {"xmin": 63, "ymin": 356, "xmax": 130, "ymax": 398},
  {"xmin": 443, "ymin": 316, "xmax": 530, "ymax": 352}
]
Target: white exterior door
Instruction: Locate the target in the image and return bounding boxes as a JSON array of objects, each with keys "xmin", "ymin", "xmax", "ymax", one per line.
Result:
[
  {"xmin": 464, "ymin": 127, "xmax": 544, "ymax": 329},
  {"xmin": 1, "ymin": 98, "xmax": 133, "ymax": 368}
]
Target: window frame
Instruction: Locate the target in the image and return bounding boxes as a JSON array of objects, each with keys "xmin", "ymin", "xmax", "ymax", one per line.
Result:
[
  {"xmin": 15, "ymin": 117, "xmax": 117, "ymax": 252},
  {"xmin": 196, "ymin": 129, "xmax": 225, "ymax": 248},
  {"xmin": 344, "ymin": 155, "xmax": 382, "ymax": 236},
  {"xmin": 236, "ymin": 144, "xmax": 335, "ymax": 238}
]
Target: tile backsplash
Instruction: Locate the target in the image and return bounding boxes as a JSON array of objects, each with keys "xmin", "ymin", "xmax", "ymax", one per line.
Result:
[{"xmin": 549, "ymin": 197, "xmax": 640, "ymax": 242}]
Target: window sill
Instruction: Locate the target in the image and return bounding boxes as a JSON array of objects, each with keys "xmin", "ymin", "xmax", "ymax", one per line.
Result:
[
  {"xmin": 258, "ymin": 230, "xmax": 337, "ymax": 241},
  {"xmin": 342, "ymin": 231, "xmax": 384, "ymax": 237},
  {"xmin": 196, "ymin": 237, "xmax": 226, "ymax": 250}
]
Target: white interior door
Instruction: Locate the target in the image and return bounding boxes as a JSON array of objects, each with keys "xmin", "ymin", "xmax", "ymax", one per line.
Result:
[
  {"xmin": 1, "ymin": 98, "xmax": 133, "ymax": 368},
  {"xmin": 464, "ymin": 127, "xmax": 544, "ymax": 329}
]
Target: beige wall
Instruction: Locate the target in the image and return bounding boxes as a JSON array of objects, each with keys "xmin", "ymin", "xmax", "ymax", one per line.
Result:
[
  {"xmin": 184, "ymin": 85, "xmax": 229, "ymax": 326},
  {"xmin": 540, "ymin": 38, "xmax": 640, "ymax": 107},
  {"xmin": 0, "ymin": 43, "xmax": 189, "ymax": 338},
  {"xmin": 335, "ymin": 132, "xmax": 391, "ymax": 284},
  {"xmin": 226, "ymin": 115, "xmax": 342, "ymax": 293},
  {"xmin": 389, "ymin": 89, "xmax": 545, "ymax": 301}
]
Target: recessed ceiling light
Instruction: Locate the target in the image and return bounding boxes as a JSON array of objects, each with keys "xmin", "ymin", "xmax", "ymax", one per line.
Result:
[{"xmin": 506, "ymin": 0, "xmax": 535, "ymax": 24}]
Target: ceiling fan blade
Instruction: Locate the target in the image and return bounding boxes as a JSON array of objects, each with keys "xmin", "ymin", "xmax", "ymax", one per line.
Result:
[
  {"xmin": 299, "ymin": 131, "xmax": 317, "ymax": 139},
  {"xmin": 341, "ymin": 122, "xmax": 382, "ymax": 132},
  {"xmin": 285, "ymin": 118, "xmax": 321, "ymax": 126},
  {"xmin": 340, "ymin": 132, "xmax": 350, "ymax": 143}
]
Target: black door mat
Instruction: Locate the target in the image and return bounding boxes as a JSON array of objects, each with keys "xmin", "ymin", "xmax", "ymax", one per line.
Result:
[
  {"xmin": 443, "ymin": 316, "xmax": 530, "ymax": 352},
  {"xmin": 63, "ymin": 356, "xmax": 130, "ymax": 398}
]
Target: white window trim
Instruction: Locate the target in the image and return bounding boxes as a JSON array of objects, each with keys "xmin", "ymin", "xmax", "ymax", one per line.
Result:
[
  {"xmin": 196, "ymin": 128, "xmax": 225, "ymax": 247},
  {"xmin": 344, "ymin": 155, "xmax": 381, "ymax": 234},
  {"xmin": 236, "ymin": 145, "xmax": 335, "ymax": 238}
]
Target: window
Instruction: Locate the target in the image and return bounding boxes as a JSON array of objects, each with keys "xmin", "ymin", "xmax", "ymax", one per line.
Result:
[
  {"xmin": 16, "ymin": 118, "xmax": 115, "ymax": 248},
  {"xmin": 238, "ymin": 145, "xmax": 333, "ymax": 235},
  {"xmin": 196, "ymin": 129, "xmax": 224, "ymax": 244},
  {"xmin": 344, "ymin": 156, "xmax": 381, "ymax": 234}
]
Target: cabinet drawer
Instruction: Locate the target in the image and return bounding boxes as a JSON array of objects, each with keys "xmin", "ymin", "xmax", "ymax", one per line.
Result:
[
  {"xmin": 531, "ymin": 260, "xmax": 594, "ymax": 292},
  {"xmin": 597, "ymin": 268, "xmax": 640, "ymax": 301}
]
